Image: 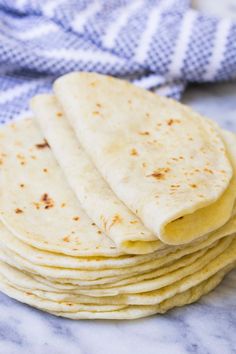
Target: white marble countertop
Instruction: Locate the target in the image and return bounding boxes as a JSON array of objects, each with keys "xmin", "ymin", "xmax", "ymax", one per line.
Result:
[{"xmin": 0, "ymin": 82, "xmax": 235, "ymax": 354}]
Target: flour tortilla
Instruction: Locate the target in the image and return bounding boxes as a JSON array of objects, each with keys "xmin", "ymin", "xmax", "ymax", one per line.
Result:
[
  {"xmin": 0, "ymin": 238, "xmax": 209, "ymax": 285},
  {"xmin": 1, "ymin": 118, "xmax": 234, "ymax": 281},
  {"xmin": 45, "ymin": 236, "xmax": 234, "ymax": 296},
  {"xmin": 0, "ymin": 119, "xmax": 121, "ymax": 257},
  {"xmin": 0, "ymin": 238, "xmax": 235, "ymax": 306},
  {"xmin": 29, "ymin": 261, "xmax": 236, "ymax": 306},
  {"xmin": 2, "ymin": 212, "xmax": 236, "ymax": 277},
  {"xmin": 0, "ymin": 235, "xmax": 232, "ymax": 297},
  {"xmin": 54, "ymin": 72, "xmax": 235, "ymax": 245},
  {"xmin": 51, "ymin": 266, "xmax": 235, "ymax": 319},
  {"xmin": 0, "ymin": 223, "xmax": 171, "ymax": 270},
  {"xmin": 0, "ymin": 265, "xmax": 233, "ymax": 319},
  {"xmin": 31, "ymin": 94, "xmax": 161, "ymax": 254},
  {"xmin": 1, "ymin": 237, "xmax": 229, "ymax": 293},
  {"xmin": 0, "ymin": 271, "xmax": 125, "ymax": 312},
  {"xmin": 0, "ymin": 214, "xmax": 234, "ymax": 284}
]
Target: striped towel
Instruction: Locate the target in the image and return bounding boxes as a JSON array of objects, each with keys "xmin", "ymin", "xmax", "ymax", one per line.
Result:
[{"xmin": 0, "ymin": 0, "xmax": 235, "ymax": 123}]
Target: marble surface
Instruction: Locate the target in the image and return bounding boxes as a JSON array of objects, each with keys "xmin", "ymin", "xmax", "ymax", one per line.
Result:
[{"xmin": 0, "ymin": 83, "xmax": 235, "ymax": 354}]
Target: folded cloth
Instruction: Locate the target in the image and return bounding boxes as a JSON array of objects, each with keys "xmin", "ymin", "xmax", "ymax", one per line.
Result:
[{"xmin": 0, "ymin": 0, "xmax": 235, "ymax": 123}]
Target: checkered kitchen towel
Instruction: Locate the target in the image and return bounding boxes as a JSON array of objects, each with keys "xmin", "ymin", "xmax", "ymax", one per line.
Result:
[{"xmin": 0, "ymin": 0, "xmax": 236, "ymax": 123}]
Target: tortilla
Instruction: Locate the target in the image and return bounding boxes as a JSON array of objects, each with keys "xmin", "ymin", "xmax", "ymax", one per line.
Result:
[
  {"xmin": 0, "ymin": 241, "xmax": 235, "ymax": 306},
  {"xmin": 0, "ymin": 237, "xmax": 209, "ymax": 284},
  {"xmin": 0, "ymin": 234, "xmax": 232, "ymax": 297},
  {"xmin": 0, "ymin": 264, "xmax": 233, "ymax": 319},
  {"xmin": 0, "ymin": 119, "xmax": 121, "ymax": 257},
  {"xmin": 2, "ymin": 212, "xmax": 236, "ymax": 274},
  {"xmin": 54, "ymin": 72, "xmax": 235, "ymax": 245},
  {"xmin": 31, "ymin": 94, "xmax": 161, "ymax": 254}
]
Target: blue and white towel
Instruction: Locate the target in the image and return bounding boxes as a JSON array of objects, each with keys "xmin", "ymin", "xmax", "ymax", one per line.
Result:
[{"xmin": 0, "ymin": 0, "xmax": 235, "ymax": 123}]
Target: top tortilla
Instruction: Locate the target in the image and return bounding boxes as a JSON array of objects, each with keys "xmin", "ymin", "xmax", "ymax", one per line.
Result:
[{"xmin": 54, "ymin": 72, "xmax": 235, "ymax": 245}]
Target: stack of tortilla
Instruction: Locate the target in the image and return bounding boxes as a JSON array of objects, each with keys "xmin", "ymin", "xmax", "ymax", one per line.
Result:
[{"xmin": 0, "ymin": 72, "xmax": 235, "ymax": 320}]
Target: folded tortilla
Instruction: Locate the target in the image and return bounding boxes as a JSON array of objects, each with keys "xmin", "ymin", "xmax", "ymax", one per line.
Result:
[{"xmin": 54, "ymin": 72, "xmax": 236, "ymax": 245}]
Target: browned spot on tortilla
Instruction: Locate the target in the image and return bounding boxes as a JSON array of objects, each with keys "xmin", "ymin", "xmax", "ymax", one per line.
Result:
[
  {"xmin": 139, "ymin": 131, "xmax": 150, "ymax": 136},
  {"xmin": 130, "ymin": 148, "xmax": 138, "ymax": 156},
  {"xmin": 43, "ymin": 168, "xmax": 48, "ymax": 173},
  {"xmin": 167, "ymin": 118, "xmax": 181, "ymax": 126},
  {"xmin": 96, "ymin": 103, "xmax": 102, "ymax": 108},
  {"xmin": 31, "ymin": 155, "xmax": 36, "ymax": 160},
  {"xmin": 16, "ymin": 154, "xmax": 26, "ymax": 165},
  {"xmin": 190, "ymin": 184, "xmax": 197, "ymax": 188},
  {"xmin": 73, "ymin": 216, "xmax": 80, "ymax": 221},
  {"xmin": 35, "ymin": 139, "xmax": 50, "ymax": 149},
  {"xmin": 91, "ymin": 222, "xmax": 96, "ymax": 226},
  {"xmin": 61, "ymin": 203, "xmax": 66, "ymax": 208},
  {"xmin": 40, "ymin": 193, "xmax": 54, "ymax": 209},
  {"xmin": 142, "ymin": 162, "xmax": 147, "ymax": 168},
  {"xmin": 93, "ymin": 111, "xmax": 100, "ymax": 116},
  {"xmin": 170, "ymin": 184, "xmax": 180, "ymax": 189},
  {"xmin": 63, "ymin": 236, "xmax": 70, "ymax": 242},
  {"xmin": 97, "ymin": 230, "xmax": 102, "ymax": 234},
  {"xmin": 130, "ymin": 220, "xmax": 138, "ymax": 224},
  {"xmin": 204, "ymin": 168, "xmax": 213, "ymax": 174},
  {"xmin": 147, "ymin": 167, "xmax": 170, "ymax": 180},
  {"xmin": 15, "ymin": 208, "xmax": 23, "ymax": 214},
  {"xmin": 19, "ymin": 183, "xmax": 25, "ymax": 188},
  {"xmin": 110, "ymin": 214, "xmax": 122, "ymax": 228},
  {"xmin": 57, "ymin": 112, "xmax": 63, "ymax": 117}
]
